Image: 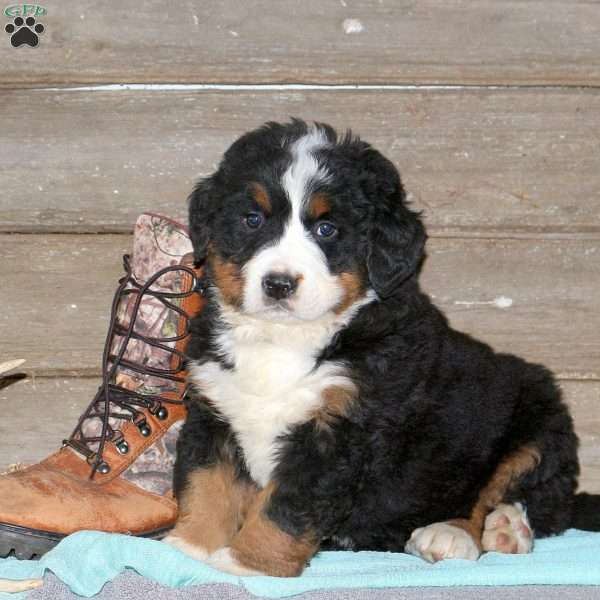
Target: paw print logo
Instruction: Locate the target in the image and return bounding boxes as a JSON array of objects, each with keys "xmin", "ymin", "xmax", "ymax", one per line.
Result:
[{"xmin": 5, "ymin": 16, "xmax": 44, "ymax": 48}]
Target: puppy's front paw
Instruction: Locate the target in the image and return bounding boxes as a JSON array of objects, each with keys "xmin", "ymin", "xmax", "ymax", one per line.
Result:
[
  {"xmin": 482, "ymin": 502, "xmax": 533, "ymax": 554},
  {"xmin": 405, "ymin": 522, "xmax": 481, "ymax": 563},
  {"xmin": 206, "ymin": 547, "xmax": 264, "ymax": 576},
  {"xmin": 163, "ymin": 534, "xmax": 210, "ymax": 561}
]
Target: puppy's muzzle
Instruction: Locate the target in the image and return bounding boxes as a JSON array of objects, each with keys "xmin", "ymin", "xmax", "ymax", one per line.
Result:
[{"xmin": 262, "ymin": 273, "xmax": 298, "ymax": 300}]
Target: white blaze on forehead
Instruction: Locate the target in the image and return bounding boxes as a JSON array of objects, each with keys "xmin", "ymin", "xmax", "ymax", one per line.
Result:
[
  {"xmin": 242, "ymin": 127, "xmax": 345, "ymax": 321},
  {"xmin": 282, "ymin": 127, "xmax": 330, "ymax": 211}
]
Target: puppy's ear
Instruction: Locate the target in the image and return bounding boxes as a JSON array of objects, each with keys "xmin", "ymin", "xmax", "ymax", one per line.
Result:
[
  {"xmin": 363, "ymin": 151, "xmax": 426, "ymax": 298},
  {"xmin": 188, "ymin": 177, "xmax": 216, "ymax": 265}
]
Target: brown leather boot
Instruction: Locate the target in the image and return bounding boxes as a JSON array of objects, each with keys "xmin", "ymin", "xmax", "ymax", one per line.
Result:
[{"xmin": 0, "ymin": 214, "xmax": 203, "ymax": 558}]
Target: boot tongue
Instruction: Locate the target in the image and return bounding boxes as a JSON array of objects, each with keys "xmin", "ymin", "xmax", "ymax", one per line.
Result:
[
  {"xmin": 75, "ymin": 213, "xmax": 194, "ymax": 462},
  {"xmin": 113, "ymin": 213, "xmax": 194, "ymax": 392},
  {"xmin": 130, "ymin": 213, "xmax": 193, "ymax": 283}
]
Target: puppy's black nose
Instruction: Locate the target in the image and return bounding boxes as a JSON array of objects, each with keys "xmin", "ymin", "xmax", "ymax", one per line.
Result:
[{"xmin": 262, "ymin": 273, "xmax": 298, "ymax": 300}]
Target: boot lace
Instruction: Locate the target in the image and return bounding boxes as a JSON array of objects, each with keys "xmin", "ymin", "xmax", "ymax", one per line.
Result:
[{"xmin": 64, "ymin": 254, "xmax": 198, "ymax": 479}]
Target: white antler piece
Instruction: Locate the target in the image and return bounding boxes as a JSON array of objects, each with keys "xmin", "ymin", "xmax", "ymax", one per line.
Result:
[
  {"xmin": 0, "ymin": 578, "xmax": 43, "ymax": 593},
  {"xmin": 0, "ymin": 359, "xmax": 26, "ymax": 375}
]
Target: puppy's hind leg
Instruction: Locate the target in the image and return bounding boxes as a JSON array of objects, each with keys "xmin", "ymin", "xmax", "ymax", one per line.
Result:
[
  {"xmin": 406, "ymin": 445, "xmax": 541, "ymax": 563},
  {"xmin": 504, "ymin": 369, "xmax": 580, "ymax": 539}
]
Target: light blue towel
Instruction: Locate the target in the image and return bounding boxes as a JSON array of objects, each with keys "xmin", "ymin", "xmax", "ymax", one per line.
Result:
[{"xmin": 1, "ymin": 529, "xmax": 600, "ymax": 600}]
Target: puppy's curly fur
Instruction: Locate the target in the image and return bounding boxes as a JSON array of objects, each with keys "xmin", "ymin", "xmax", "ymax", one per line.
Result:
[{"xmin": 166, "ymin": 119, "xmax": 600, "ymax": 577}]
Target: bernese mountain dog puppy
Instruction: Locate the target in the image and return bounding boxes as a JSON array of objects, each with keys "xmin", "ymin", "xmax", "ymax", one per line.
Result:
[{"xmin": 164, "ymin": 119, "xmax": 600, "ymax": 576}]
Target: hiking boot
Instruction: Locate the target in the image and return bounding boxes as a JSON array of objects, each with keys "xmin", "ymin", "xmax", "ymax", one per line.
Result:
[{"xmin": 0, "ymin": 213, "xmax": 203, "ymax": 559}]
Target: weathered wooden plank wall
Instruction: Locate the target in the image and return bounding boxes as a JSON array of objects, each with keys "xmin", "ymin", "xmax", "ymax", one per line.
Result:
[
  {"xmin": 5, "ymin": 378, "xmax": 600, "ymax": 490},
  {"xmin": 2, "ymin": 234, "xmax": 598, "ymax": 379},
  {"xmin": 1, "ymin": 1, "xmax": 600, "ymax": 86},
  {"xmin": 1, "ymin": 89, "xmax": 599, "ymax": 234},
  {"xmin": 0, "ymin": 1, "xmax": 598, "ymax": 492}
]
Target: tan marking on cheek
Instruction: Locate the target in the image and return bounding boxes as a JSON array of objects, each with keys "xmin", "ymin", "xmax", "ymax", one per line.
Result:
[
  {"xmin": 334, "ymin": 271, "xmax": 367, "ymax": 315},
  {"xmin": 448, "ymin": 445, "xmax": 541, "ymax": 549},
  {"xmin": 251, "ymin": 182, "xmax": 271, "ymax": 214},
  {"xmin": 210, "ymin": 250, "xmax": 245, "ymax": 308},
  {"xmin": 230, "ymin": 483, "xmax": 318, "ymax": 577},
  {"xmin": 173, "ymin": 464, "xmax": 257, "ymax": 554},
  {"xmin": 308, "ymin": 192, "xmax": 331, "ymax": 220},
  {"xmin": 311, "ymin": 384, "xmax": 357, "ymax": 428}
]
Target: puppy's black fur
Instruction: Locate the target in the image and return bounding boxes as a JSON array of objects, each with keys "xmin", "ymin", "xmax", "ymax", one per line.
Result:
[{"xmin": 174, "ymin": 119, "xmax": 598, "ymax": 565}]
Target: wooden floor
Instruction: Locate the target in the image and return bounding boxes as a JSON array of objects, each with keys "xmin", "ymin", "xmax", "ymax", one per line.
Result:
[{"xmin": 0, "ymin": 1, "xmax": 599, "ymax": 491}]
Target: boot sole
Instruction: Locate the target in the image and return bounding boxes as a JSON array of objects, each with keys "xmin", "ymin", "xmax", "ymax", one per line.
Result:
[{"xmin": 0, "ymin": 522, "xmax": 172, "ymax": 559}]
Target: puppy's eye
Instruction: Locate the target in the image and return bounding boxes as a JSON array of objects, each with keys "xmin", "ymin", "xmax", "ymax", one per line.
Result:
[
  {"xmin": 244, "ymin": 212, "xmax": 264, "ymax": 229},
  {"xmin": 314, "ymin": 221, "xmax": 337, "ymax": 239}
]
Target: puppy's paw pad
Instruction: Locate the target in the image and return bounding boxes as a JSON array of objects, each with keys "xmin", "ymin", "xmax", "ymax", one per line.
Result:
[
  {"xmin": 405, "ymin": 523, "xmax": 481, "ymax": 563},
  {"xmin": 482, "ymin": 503, "xmax": 533, "ymax": 554},
  {"xmin": 162, "ymin": 534, "xmax": 210, "ymax": 561}
]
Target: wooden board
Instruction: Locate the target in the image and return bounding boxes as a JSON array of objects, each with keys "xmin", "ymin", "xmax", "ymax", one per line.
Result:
[
  {"xmin": 1, "ymin": 1, "xmax": 600, "ymax": 86},
  {"xmin": 420, "ymin": 237, "xmax": 600, "ymax": 381},
  {"xmin": 1, "ymin": 377, "xmax": 599, "ymax": 493},
  {"xmin": 1, "ymin": 234, "xmax": 598, "ymax": 379},
  {"xmin": 567, "ymin": 381, "xmax": 600, "ymax": 494},
  {"xmin": 0, "ymin": 376, "xmax": 95, "ymax": 471},
  {"xmin": 0, "ymin": 235, "xmax": 130, "ymax": 377},
  {"xmin": 0, "ymin": 88, "xmax": 599, "ymax": 235}
]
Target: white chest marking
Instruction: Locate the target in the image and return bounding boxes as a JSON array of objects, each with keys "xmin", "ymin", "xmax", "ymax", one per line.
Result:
[{"xmin": 189, "ymin": 310, "xmax": 356, "ymax": 487}]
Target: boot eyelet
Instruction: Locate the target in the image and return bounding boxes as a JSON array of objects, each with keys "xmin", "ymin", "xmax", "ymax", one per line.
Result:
[
  {"xmin": 116, "ymin": 440, "xmax": 129, "ymax": 454},
  {"xmin": 194, "ymin": 277, "xmax": 207, "ymax": 296},
  {"xmin": 138, "ymin": 421, "xmax": 152, "ymax": 437},
  {"xmin": 98, "ymin": 461, "xmax": 111, "ymax": 475},
  {"xmin": 156, "ymin": 406, "xmax": 168, "ymax": 420}
]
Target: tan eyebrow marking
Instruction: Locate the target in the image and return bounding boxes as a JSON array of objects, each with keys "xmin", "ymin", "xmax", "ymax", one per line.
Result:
[
  {"xmin": 250, "ymin": 182, "xmax": 271, "ymax": 214},
  {"xmin": 308, "ymin": 192, "xmax": 331, "ymax": 220}
]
